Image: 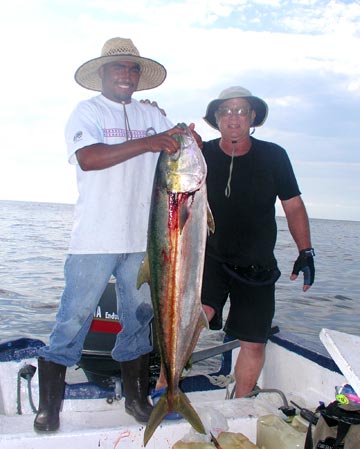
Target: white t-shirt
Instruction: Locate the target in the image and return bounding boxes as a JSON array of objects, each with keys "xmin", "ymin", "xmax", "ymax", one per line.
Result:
[{"xmin": 65, "ymin": 94, "xmax": 173, "ymax": 254}]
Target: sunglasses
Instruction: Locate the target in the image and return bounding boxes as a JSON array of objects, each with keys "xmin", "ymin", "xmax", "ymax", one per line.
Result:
[{"xmin": 216, "ymin": 106, "xmax": 252, "ymax": 118}]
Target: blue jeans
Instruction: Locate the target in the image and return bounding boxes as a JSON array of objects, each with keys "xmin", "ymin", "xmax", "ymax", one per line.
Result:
[{"xmin": 38, "ymin": 253, "xmax": 153, "ymax": 366}]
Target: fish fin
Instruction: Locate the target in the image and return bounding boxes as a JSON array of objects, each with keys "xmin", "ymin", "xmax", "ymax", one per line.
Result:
[
  {"xmin": 179, "ymin": 199, "xmax": 190, "ymax": 233},
  {"xmin": 143, "ymin": 392, "xmax": 170, "ymax": 446},
  {"xmin": 183, "ymin": 310, "xmax": 209, "ymax": 369},
  {"xmin": 200, "ymin": 308, "xmax": 209, "ymax": 330},
  {"xmin": 136, "ymin": 253, "xmax": 150, "ymax": 289},
  {"xmin": 207, "ymin": 203, "xmax": 215, "ymax": 234}
]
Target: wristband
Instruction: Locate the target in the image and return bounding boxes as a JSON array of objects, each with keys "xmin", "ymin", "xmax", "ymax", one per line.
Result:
[{"xmin": 301, "ymin": 248, "xmax": 315, "ymax": 257}]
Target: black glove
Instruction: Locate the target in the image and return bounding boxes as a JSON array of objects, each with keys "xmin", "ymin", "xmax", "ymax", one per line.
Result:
[{"xmin": 292, "ymin": 248, "xmax": 315, "ymax": 286}]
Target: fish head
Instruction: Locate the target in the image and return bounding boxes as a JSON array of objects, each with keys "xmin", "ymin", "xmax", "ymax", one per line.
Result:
[{"xmin": 163, "ymin": 125, "xmax": 207, "ymax": 193}]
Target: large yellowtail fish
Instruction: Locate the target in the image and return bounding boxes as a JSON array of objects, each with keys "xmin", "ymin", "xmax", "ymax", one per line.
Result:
[{"xmin": 137, "ymin": 124, "xmax": 215, "ymax": 446}]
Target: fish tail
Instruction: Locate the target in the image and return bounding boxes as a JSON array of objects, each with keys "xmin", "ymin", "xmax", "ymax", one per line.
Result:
[
  {"xmin": 143, "ymin": 393, "xmax": 169, "ymax": 446},
  {"xmin": 143, "ymin": 388, "xmax": 206, "ymax": 446},
  {"xmin": 174, "ymin": 390, "xmax": 206, "ymax": 434}
]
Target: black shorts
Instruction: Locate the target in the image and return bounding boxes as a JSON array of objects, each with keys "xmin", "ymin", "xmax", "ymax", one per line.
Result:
[{"xmin": 201, "ymin": 255, "xmax": 276, "ymax": 343}]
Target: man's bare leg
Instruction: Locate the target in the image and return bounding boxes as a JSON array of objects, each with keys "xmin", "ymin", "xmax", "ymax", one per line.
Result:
[
  {"xmin": 234, "ymin": 341, "xmax": 265, "ymax": 397},
  {"xmin": 202, "ymin": 304, "xmax": 215, "ymax": 321},
  {"xmin": 202, "ymin": 304, "xmax": 265, "ymax": 398}
]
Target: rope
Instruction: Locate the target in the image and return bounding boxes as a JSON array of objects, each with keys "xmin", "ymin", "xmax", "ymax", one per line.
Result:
[
  {"xmin": 229, "ymin": 384, "xmax": 291, "ymax": 408},
  {"xmin": 202, "ymin": 373, "xmax": 235, "ymax": 399},
  {"xmin": 16, "ymin": 365, "xmax": 37, "ymax": 414},
  {"xmin": 16, "ymin": 370, "xmax": 22, "ymax": 415}
]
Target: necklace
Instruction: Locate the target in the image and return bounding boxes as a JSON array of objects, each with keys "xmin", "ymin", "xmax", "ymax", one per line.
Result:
[
  {"xmin": 225, "ymin": 141, "xmax": 236, "ymax": 198},
  {"xmin": 121, "ymin": 101, "xmax": 133, "ymax": 141},
  {"xmin": 221, "ymin": 138, "xmax": 252, "ymax": 198}
]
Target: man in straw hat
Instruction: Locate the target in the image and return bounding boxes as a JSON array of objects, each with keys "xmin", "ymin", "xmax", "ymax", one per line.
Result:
[
  {"xmin": 34, "ymin": 37, "xmax": 196, "ymax": 432},
  {"xmin": 200, "ymin": 86, "xmax": 315, "ymax": 398}
]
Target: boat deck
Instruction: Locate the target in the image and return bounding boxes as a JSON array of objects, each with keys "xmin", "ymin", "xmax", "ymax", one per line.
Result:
[
  {"xmin": 0, "ymin": 391, "xmax": 263, "ymax": 449},
  {"xmin": 0, "ymin": 329, "xmax": 355, "ymax": 449}
]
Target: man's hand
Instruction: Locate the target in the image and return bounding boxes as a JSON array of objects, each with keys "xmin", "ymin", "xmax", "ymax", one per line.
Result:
[
  {"xmin": 139, "ymin": 100, "xmax": 203, "ymax": 150},
  {"xmin": 144, "ymin": 123, "xmax": 202, "ymax": 155},
  {"xmin": 290, "ymin": 248, "xmax": 315, "ymax": 292},
  {"xmin": 189, "ymin": 123, "xmax": 203, "ymax": 150},
  {"xmin": 140, "ymin": 99, "xmax": 166, "ymax": 116},
  {"xmin": 145, "ymin": 125, "xmax": 186, "ymax": 155}
]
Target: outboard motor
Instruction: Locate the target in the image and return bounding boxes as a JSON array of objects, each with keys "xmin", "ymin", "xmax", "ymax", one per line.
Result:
[{"xmin": 77, "ymin": 283, "xmax": 159, "ymax": 390}]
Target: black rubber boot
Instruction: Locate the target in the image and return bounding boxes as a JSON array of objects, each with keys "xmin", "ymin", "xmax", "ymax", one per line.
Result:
[
  {"xmin": 120, "ymin": 353, "xmax": 153, "ymax": 423},
  {"xmin": 34, "ymin": 357, "xmax": 66, "ymax": 432}
]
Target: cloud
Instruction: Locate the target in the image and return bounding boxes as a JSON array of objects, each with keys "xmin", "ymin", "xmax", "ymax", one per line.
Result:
[{"xmin": 1, "ymin": 0, "xmax": 359, "ymax": 220}]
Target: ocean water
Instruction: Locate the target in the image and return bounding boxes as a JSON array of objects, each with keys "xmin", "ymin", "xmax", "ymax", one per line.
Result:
[{"xmin": 1, "ymin": 200, "xmax": 359, "ymax": 358}]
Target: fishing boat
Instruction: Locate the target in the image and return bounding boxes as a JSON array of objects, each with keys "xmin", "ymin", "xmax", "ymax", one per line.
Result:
[{"xmin": 0, "ymin": 284, "xmax": 359, "ymax": 448}]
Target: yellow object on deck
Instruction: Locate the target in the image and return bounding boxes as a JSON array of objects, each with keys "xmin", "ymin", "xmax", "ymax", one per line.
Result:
[
  {"xmin": 256, "ymin": 414, "xmax": 307, "ymax": 449},
  {"xmin": 172, "ymin": 432, "xmax": 260, "ymax": 449}
]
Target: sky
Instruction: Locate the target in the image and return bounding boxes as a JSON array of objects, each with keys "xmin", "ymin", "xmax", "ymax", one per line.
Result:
[{"xmin": 1, "ymin": 0, "xmax": 359, "ymax": 221}]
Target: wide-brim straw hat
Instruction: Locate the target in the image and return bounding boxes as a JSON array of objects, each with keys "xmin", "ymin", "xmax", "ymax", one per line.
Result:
[
  {"xmin": 204, "ymin": 86, "xmax": 268, "ymax": 130},
  {"xmin": 75, "ymin": 37, "xmax": 167, "ymax": 92}
]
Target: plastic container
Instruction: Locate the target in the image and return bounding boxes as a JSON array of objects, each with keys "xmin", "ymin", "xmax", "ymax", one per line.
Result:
[
  {"xmin": 256, "ymin": 414, "xmax": 307, "ymax": 449},
  {"xmin": 173, "ymin": 431, "xmax": 260, "ymax": 448}
]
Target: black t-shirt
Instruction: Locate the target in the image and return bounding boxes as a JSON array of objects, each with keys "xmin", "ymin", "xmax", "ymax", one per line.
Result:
[{"xmin": 203, "ymin": 137, "xmax": 301, "ymax": 268}]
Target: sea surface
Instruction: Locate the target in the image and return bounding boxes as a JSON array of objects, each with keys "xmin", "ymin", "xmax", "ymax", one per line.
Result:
[{"xmin": 1, "ymin": 200, "xmax": 359, "ymax": 361}]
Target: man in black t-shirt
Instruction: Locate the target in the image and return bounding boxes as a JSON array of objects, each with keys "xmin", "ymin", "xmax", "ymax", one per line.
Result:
[{"xmin": 201, "ymin": 86, "xmax": 315, "ymax": 398}]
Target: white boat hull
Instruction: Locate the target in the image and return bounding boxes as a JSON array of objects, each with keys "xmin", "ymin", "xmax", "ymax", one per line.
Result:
[{"xmin": 0, "ymin": 329, "xmax": 356, "ymax": 449}]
